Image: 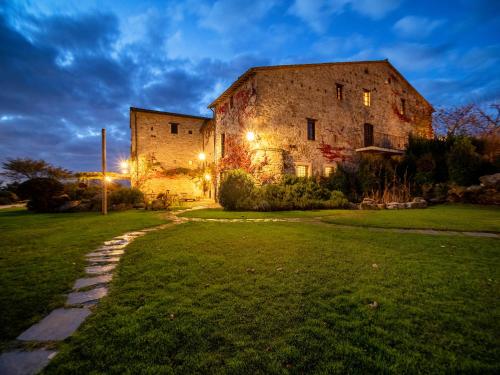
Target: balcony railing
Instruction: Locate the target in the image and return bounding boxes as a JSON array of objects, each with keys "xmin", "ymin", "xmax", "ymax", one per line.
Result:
[{"xmin": 356, "ymin": 131, "xmax": 408, "ymax": 154}]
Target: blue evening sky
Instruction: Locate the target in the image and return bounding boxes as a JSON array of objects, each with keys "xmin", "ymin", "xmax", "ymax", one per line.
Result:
[{"xmin": 0, "ymin": 0, "xmax": 499, "ymax": 171}]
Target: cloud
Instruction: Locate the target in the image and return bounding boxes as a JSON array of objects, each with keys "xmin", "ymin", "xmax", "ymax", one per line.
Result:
[
  {"xmin": 394, "ymin": 16, "xmax": 445, "ymax": 38},
  {"xmin": 199, "ymin": 0, "xmax": 277, "ymax": 34},
  {"xmin": 313, "ymin": 34, "xmax": 371, "ymax": 56},
  {"xmin": 289, "ymin": 0, "xmax": 400, "ymax": 33},
  {"xmin": 380, "ymin": 42, "xmax": 454, "ymax": 71}
]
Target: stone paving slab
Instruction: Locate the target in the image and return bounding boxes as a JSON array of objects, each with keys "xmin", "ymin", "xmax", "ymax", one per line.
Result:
[
  {"xmin": 0, "ymin": 349, "xmax": 57, "ymax": 375},
  {"xmin": 86, "ymin": 249, "xmax": 125, "ymax": 257},
  {"xmin": 67, "ymin": 287, "xmax": 108, "ymax": 305},
  {"xmin": 85, "ymin": 264, "xmax": 116, "ymax": 274},
  {"xmin": 73, "ymin": 274, "xmax": 112, "ymax": 290},
  {"xmin": 103, "ymin": 239, "xmax": 128, "ymax": 246},
  {"xmin": 86, "ymin": 256, "xmax": 121, "ymax": 264},
  {"xmin": 95, "ymin": 244, "xmax": 127, "ymax": 251},
  {"xmin": 17, "ymin": 308, "xmax": 91, "ymax": 341}
]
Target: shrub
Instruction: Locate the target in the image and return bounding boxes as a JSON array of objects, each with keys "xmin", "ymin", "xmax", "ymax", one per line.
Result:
[
  {"xmin": 447, "ymin": 137, "xmax": 482, "ymax": 186},
  {"xmin": 17, "ymin": 178, "xmax": 64, "ymax": 212},
  {"xmin": 0, "ymin": 190, "xmax": 18, "ymax": 205},
  {"xmin": 218, "ymin": 169, "xmax": 256, "ymax": 210},
  {"xmin": 109, "ymin": 187, "xmax": 144, "ymax": 207},
  {"xmin": 219, "ymin": 170, "xmax": 348, "ymax": 211}
]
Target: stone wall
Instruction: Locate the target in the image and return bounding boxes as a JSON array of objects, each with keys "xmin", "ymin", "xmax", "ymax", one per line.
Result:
[
  {"xmin": 213, "ymin": 61, "xmax": 433, "ymax": 178},
  {"xmin": 130, "ymin": 108, "xmax": 213, "ymax": 199}
]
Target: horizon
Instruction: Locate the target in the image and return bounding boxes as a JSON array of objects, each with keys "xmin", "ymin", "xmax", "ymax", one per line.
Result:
[{"xmin": 0, "ymin": 0, "xmax": 499, "ymax": 172}]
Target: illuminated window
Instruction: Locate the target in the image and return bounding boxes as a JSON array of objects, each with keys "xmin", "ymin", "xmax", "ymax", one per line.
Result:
[
  {"xmin": 307, "ymin": 119, "xmax": 316, "ymax": 140},
  {"xmin": 296, "ymin": 165, "xmax": 307, "ymax": 177},
  {"xmin": 170, "ymin": 123, "xmax": 178, "ymax": 134},
  {"xmin": 363, "ymin": 90, "xmax": 371, "ymax": 107},
  {"xmin": 400, "ymin": 98, "xmax": 406, "ymax": 115},
  {"xmin": 324, "ymin": 166, "xmax": 334, "ymax": 177},
  {"xmin": 336, "ymin": 83, "xmax": 343, "ymax": 100}
]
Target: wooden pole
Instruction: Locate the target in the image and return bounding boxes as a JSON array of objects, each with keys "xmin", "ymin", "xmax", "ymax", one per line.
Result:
[{"xmin": 102, "ymin": 128, "xmax": 107, "ymax": 215}]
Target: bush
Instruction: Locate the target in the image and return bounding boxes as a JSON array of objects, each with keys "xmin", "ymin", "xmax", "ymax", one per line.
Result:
[
  {"xmin": 447, "ymin": 137, "xmax": 482, "ymax": 186},
  {"xmin": 109, "ymin": 187, "xmax": 144, "ymax": 207},
  {"xmin": 218, "ymin": 169, "xmax": 256, "ymax": 210},
  {"xmin": 219, "ymin": 170, "xmax": 348, "ymax": 211},
  {"xmin": 17, "ymin": 178, "xmax": 64, "ymax": 212},
  {"xmin": 0, "ymin": 190, "xmax": 18, "ymax": 205}
]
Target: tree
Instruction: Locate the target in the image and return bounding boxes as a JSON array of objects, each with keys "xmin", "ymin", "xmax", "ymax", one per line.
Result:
[
  {"xmin": 1, "ymin": 158, "xmax": 72, "ymax": 181},
  {"xmin": 433, "ymin": 103, "xmax": 500, "ymax": 137}
]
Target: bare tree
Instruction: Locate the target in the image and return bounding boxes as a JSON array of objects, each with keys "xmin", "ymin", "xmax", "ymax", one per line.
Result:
[{"xmin": 433, "ymin": 103, "xmax": 500, "ymax": 137}]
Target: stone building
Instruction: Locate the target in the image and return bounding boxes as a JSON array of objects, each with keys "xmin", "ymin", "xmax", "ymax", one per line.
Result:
[
  {"xmin": 130, "ymin": 59, "xmax": 433, "ymax": 199},
  {"xmin": 129, "ymin": 107, "xmax": 213, "ymax": 200}
]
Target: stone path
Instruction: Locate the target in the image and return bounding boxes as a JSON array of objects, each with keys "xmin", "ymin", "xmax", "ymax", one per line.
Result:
[
  {"xmin": 0, "ymin": 218, "xmax": 182, "ymax": 375},
  {"xmin": 182, "ymin": 216, "xmax": 499, "ymax": 238}
]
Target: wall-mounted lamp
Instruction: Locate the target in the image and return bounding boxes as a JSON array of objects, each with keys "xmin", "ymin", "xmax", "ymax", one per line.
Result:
[
  {"xmin": 198, "ymin": 152, "xmax": 206, "ymax": 161},
  {"xmin": 246, "ymin": 131, "xmax": 256, "ymax": 142}
]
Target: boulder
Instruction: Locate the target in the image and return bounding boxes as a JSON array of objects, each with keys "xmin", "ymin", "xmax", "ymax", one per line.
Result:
[
  {"xmin": 57, "ymin": 200, "xmax": 81, "ymax": 212},
  {"xmin": 347, "ymin": 202, "xmax": 359, "ymax": 210},
  {"xmin": 387, "ymin": 202, "xmax": 406, "ymax": 209},
  {"xmin": 479, "ymin": 173, "xmax": 500, "ymax": 190},
  {"xmin": 359, "ymin": 198, "xmax": 379, "ymax": 210},
  {"xmin": 410, "ymin": 197, "xmax": 427, "ymax": 208}
]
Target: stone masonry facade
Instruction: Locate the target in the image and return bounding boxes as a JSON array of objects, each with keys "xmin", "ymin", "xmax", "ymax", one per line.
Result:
[
  {"xmin": 130, "ymin": 108, "xmax": 213, "ymax": 200},
  {"xmin": 131, "ymin": 60, "xmax": 433, "ymax": 198}
]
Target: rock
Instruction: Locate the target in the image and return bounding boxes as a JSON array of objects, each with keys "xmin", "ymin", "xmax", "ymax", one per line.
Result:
[
  {"xmin": 368, "ymin": 301, "xmax": 379, "ymax": 309},
  {"xmin": 359, "ymin": 199, "xmax": 380, "ymax": 210},
  {"xmin": 377, "ymin": 203, "xmax": 386, "ymax": 209},
  {"xmin": 246, "ymin": 268, "xmax": 255, "ymax": 273},
  {"xmin": 386, "ymin": 202, "xmax": 405, "ymax": 209},
  {"xmin": 133, "ymin": 202, "xmax": 146, "ymax": 209},
  {"xmin": 479, "ymin": 173, "xmax": 500, "ymax": 189},
  {"xmin": 57, "ymin": 200, "xmax": 81, "ymax": 212},
  {"xmin": 372, "ymin": 263, "xmax": 379, "ymax": 269}
]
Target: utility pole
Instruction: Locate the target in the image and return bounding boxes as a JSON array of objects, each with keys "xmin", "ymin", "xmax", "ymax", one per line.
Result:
[{"xmin": 102, "ymin": 128, "xmax": 107, "ymax": 215}]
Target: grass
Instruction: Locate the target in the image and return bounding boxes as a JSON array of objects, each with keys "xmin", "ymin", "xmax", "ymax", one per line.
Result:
[
  {"xmin": 180, "ymin": 204, "xmax": 500, "ymax": 232},
  {"xmin": 0, "ymin": 208, "xmax": 167, "ymax": 350},
  {"xmin": 46, "ymin": 221, "xmax": 499, "ymax": 374}
]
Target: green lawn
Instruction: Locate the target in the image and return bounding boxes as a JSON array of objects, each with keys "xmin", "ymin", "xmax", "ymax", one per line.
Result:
[
  {"xmin": 46, "ymin": 222, "xmax": 499, "ymax": 374},
  {"xmin": 180, "ymin": 204, "xmax": 500, "ymax": 232},
  {"xmin": 0, "ymin": 209, "xmax": 167, "ymax": 350}
]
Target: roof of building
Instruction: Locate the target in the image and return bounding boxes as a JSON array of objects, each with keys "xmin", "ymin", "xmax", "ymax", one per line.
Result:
[
  {"xmin": 207, "ymin": 59, "xmax": 433, "ymax": 110},
  {"xmin": 130, "ymin": 107, "xmax": 211, "ymax": 121}
]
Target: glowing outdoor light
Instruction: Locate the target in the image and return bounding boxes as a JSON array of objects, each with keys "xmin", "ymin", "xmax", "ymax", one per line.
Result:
[
  {"xmin": 105, "ymin": 176, "xmax": 113, "ymax": 183},
  {"xmin": 246, "ymin": 131, "xmax": 255, "ymax": 142},
  {"xmin": 198, "ymin": 152, "xmax": 206, "ymax": 161},
  {"xmin": 119, "ymin": 160, "xmax": 129, "ymax": 174},
  {"xmin": 204, "ymin": 173, "xmax": 211, "ymax": 181}
]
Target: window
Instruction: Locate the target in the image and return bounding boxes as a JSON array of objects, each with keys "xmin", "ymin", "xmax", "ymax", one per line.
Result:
[
  {"xmin": 170, "ymin": 123, "xmax": 178, "ymax": 134},
  {"xmin": 336, "ymin": 83, "xmax": 343, "ymax": 100},
  {"xmin": 400, "ymin": 98, "xmax": 406, "ymax": 115},
  {"xmin": 324, "ymin": 166, "xmax": 334, "ymax": 177},
  {"xmin": 307, "ymin": 118, "xmax": 316, "ymax": 141},
  {"xmin": 221, "ymin": 133, "xmax": 225, "ymax": 157},
  {"xmin": 188, "ymin": 130, "xmax": 193, "ymax": 134},
  {"xmin": 363, "ymin": 89, "xmax": 371, "ymax": 107},
  {"xmin": 296, "ymin": 165, "xmax": 307, "ymax": 177}
]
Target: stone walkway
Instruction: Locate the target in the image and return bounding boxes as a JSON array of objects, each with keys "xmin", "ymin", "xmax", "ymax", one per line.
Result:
[
  {"xmin": 0, "ymin": 220, "xmax": 181, "ymax": 375},
  {"xmin": 182, "ymin": 216, "xmax": 500, "ymax": 238}
]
